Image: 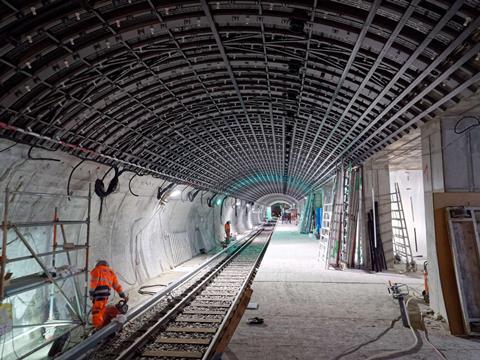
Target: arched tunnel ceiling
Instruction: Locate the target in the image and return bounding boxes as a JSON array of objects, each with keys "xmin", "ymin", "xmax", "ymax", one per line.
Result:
[{"xmin": 0, "ymin": 0, "xmax": 479, "ymax": 202}]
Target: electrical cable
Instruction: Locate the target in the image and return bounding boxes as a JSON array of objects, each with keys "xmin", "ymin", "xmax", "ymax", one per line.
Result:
[
  {"xmin": 365, "ymin": 296, "xmax": 420, "ymax": 360},
  {"xmin": 180, "ymin": 186, "xmax": 189, "ymax": 202},
  {"xmin": 66, "ymin": 159, "xmax": 86, "ymax": 198},
  {"xmin": 27, "ymin": 146, "xmax": 60, "ymax": 162},
  {"xmin": 138, "ymin": 283, "xmax": 168, "ymax": 296},
  {"xmin": 157, "ymin": 182, "xmax": 175, "ymax": 200},
  {"xmin": 333, "ymin": 316, "xmax": 401, "ymax": 360},
  {"xmin": 421, "ymin": 313, "xmax": 447, "ymax": 359},
  {"xmin": 188, "ymin": 189, "xmax": 201, "ymax": 202},
  {"xmin": 0, "ymin": 142, "xmax": 17, "ymax": 153},
  {"xmin": 128, "ymin": 173, "xmax": 140, "ymax": 197},
  {"xmin": 454, "ymin": 116, "xmax": 480, "ymax": 134},
  {"xmin": 220, "ymin": 195, "xmax": 228, "ymax": 218},
  {"xmin": 94, "ymin": 166, "xmax": 120, "ymax": 221},
  {"xmin": 207, "ymin": 194, "xmax": 217, "ymax": 208}
]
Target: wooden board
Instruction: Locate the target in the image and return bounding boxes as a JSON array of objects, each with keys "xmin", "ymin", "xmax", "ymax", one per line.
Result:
[
  {"xmin": 212, "ymin": 287, "xmax": 253, "ymax": 355},
  {"xmin": 166, "ymin": 327, "xmax": 216, "ymax": 333},
  {"xmin": 434, "ymin": 208, "xmax": 465, "ymax": 335},
  {"xmin": 183, "ymin": 310, "xmax": 225, "ymax": 315},
  {"xmin": 143, "ymin": 350, "xmax": 202, "ymax": 358},
  {"xmin": 157, "ymin": 338, "xmax": 211, "ymax": 345},
  {"xmin": 176, "ymin": 317, "xmax": 222, "ymax": 323},
  {"xmin": 190, "ymin": 302, "xmax": 229, "ymax": 308},
  {"xmin": 449, "ymin": 212, "xmax": 480, "ymax": 332}
]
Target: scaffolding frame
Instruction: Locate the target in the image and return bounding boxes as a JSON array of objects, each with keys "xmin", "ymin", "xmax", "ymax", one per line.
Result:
[{"xmin": 0, "ymin": 186, "xmax": 91, "ymax": 359}]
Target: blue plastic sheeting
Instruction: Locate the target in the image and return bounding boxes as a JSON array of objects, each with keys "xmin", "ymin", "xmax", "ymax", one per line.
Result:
[{"xmin": 316, "ymin": 208, "xmax": 323, "ymax": 233}]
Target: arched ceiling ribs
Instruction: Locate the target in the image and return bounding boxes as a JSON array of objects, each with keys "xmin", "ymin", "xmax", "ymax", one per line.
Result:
[{"xmin": 0, "ymin": 0, "xmax": 478, "ymax": 202}]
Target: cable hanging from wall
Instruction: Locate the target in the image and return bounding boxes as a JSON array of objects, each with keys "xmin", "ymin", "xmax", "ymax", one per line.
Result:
[
  {"xmin": 67, "ymin": 158, "xmax": 86, "ymax": 199},
  {"xmin": 187, "ymin": 189, "xmax": 201, "ymax": 202},
  {"xmin": 219, "ymin": 195, "xmax": 228, "ymax": 219},
  {"xmin": 157, "ymin": 182, "xmax": 175, "ymax": 201},
  {"xmin": 207, "ymin": 193, "xmax": 217, "ymax": 208},
  {"xmin": 454, "ymin": 116, "xmax": 480, "ymax": 134},
  {"xmin": 128, "ymin": 172, "xmax": 146, "ymax": 197},
  {"xmin": 95, "ymin": 166, "xmax": 121, "ymax": 222},
  {"xmin": 28, "ymin": 145, "xmax": 61, "ymax": 162}
]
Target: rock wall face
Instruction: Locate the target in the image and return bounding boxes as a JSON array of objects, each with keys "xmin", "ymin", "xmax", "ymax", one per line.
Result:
[{"xmin": 0, "ymin": 139, "xmax": 262, "ymax": 355}]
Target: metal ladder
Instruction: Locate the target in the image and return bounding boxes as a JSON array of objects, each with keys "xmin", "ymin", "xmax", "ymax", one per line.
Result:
[
  {"xmin": 318, "ymin": 201, "xmax": 332, "ymax": 263},
  {"xmin": 390, "ymin": 182, "xmax": 416, "ymax": 271}
]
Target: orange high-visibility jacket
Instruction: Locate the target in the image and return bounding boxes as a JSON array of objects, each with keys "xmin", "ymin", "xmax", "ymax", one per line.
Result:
[
  {"xmin": 89, "ymin": 264, "xmax": 124, "ymax": 301},
  {"xmin": 224, "ymin": 223, "xmax": 231, "ymax": 233}
]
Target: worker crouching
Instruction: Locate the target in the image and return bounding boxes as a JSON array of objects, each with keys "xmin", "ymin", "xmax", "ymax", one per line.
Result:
[{"xmin": 89, "ymin": 260, "xmax": 128, "ymax": 329}]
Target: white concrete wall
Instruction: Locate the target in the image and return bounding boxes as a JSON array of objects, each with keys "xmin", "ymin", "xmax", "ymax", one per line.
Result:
[
  {"xmin": 389, "ymin": 170, "xmax": 427, "ymax": 257},
  {"xmin": 0, "ymin": 139, "xmax": 261, "ymax": 355},
  {"xmin": 441, "ymin": 117, "xmax": 480, "ymax": 192}
]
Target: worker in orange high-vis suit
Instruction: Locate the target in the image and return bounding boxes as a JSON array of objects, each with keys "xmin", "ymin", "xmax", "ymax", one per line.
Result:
[
  {"xmin": 89, "ymin": 260, "xmax": 128, "ymax": 329},
  {"xmin": 224, "ymin": 221, "xmax": 231, "ymax": 243}
]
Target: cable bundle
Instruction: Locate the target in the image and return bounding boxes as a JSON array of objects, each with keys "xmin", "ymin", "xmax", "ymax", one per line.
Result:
[{"xmin": 95, "ymin": 166, "xmax": 120, "ymax": 221}]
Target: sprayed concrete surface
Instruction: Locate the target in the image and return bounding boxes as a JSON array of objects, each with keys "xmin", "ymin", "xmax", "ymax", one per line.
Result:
[{"xmin": 225, "ymin": 223, "xmax": 480, "ymax": 360}]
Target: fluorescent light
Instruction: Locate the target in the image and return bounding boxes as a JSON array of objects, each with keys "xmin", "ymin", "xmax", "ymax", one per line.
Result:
[{"xmin": 169, "ymin": 189, "xmax": 181, "ymax": 198}]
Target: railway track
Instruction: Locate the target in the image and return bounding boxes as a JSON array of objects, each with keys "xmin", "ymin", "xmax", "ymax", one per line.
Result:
[{"xmin": 88, "ymin": 223, "xmax": 274, "ymax": 360}]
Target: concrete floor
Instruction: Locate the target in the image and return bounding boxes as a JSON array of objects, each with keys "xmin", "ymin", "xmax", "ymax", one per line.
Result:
[{"xmin": 225, "ymin": 223, "xmax": 480, "ymax": 360}]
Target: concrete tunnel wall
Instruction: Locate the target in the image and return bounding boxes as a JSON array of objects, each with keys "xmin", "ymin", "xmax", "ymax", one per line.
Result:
[{"xmin": 0, "ymin": 139, "xmax": 262, "ymax": 353}]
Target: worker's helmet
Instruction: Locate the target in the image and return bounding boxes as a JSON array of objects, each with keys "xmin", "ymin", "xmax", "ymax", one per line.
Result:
[{"xmin": 96, "ymin": 259, "xmax": 109, "ymax": 267}]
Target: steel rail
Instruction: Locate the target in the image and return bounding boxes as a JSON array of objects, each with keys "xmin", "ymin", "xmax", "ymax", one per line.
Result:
[
  {"xmin": 56, "ymin": 226, "xmax": 263, "ymax": 360},
  {"xmin": 113, "ymin": 225, "xmax": 272, "ymax": 360},
  {"xmin": 202, "ymin": 224, "xmax": 274, "ymax": 359}
]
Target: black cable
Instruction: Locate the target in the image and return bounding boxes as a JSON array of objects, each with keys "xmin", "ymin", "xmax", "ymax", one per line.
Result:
[
  {"xmin": 207, "ymin": 194, "xmax": 217, "ymax": 208},
  {"xmin": 27, "ymin": 146, "xmax": 61, "ymax": 162},
  {"xmin": 454, "ymin": 116, "xmax": 480, "ymax": 134},
  {"xmin": 101, "ymin": 166, "xmax": 114, "ymax": 181},
  {"xmin": 95, "ymin": 166, "xmax": 120, "ymax": 222},
  {"xmin": 180, "ymin": 186, "xmax": 189, "ymax": 202},
  {"xmin": 67, "ymin": 159, "xmax": 86, "ymax": 199},
  {"xmin": 188, "ymin": 189, "xmax": 201, "ymax": 202},
  {"xmin": 128, "ymin": 173, "xmax": 139, "ymax": 197},
  {"xmin": 157, "ymin": 182, "xmax": 175, "ymax": 200},
  {"xmin": 0, "ymin": 143, "xmax": 17, "ymax": 153},
  {"xmin": 137, "ymin": 283, "xmax": 168, "ymax": 296}
]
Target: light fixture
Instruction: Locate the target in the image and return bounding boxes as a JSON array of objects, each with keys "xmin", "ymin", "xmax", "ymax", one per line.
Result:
[{"xmin": 169, "ymin": 189, "xmax": 181, "ymax": 198}]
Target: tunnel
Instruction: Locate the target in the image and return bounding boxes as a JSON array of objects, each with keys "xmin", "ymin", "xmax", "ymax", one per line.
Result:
[{"xmin": 0, "ymin": 1, "xmax": 480, "ymax": 359}]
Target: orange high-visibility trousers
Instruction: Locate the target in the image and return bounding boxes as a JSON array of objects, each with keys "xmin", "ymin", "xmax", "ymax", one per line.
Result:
[{"xmin": 92, "ymin": 299, "xmax": 120, "ymax": 329}]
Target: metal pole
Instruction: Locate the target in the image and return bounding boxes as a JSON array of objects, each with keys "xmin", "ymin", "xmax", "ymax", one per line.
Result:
[
  {"xmin": 49, "ymin": 208, "xmax": 58, "ymax": 322},
  {"xmin": 371, "ymin": 187, "xmax": 377, "ymax": 248},
  {"xmin": 84, "ymin": 183, "xmax": 91, "ymax": 324},
  {"xmin": 12, "ymin": 227, "xmax": 84, "ymax": 323},
  {"xmin": 1, "ymin": 188, "xmax": 9, "ymax": 300},
  {"xmin": 60, "ymin": 223, "xmax": 84, "ymax": 319}
]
